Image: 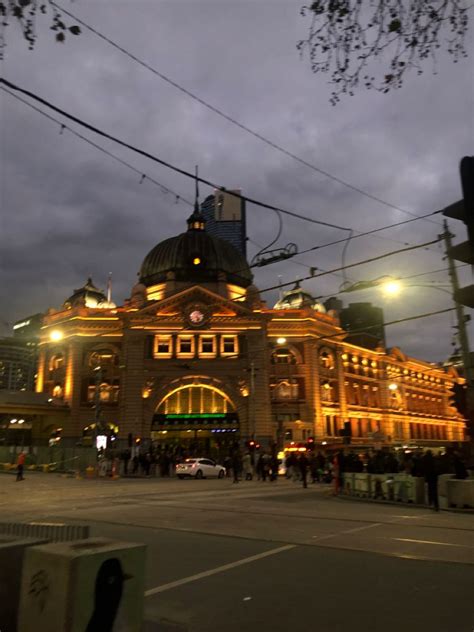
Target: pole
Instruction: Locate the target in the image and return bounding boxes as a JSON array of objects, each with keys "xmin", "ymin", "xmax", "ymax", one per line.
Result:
[
  {"xmin": 249, "ymin": 360, "xmax": 255, "ymax": 440},
  {"xmin": 443, "ymin": 220, "xmax": 474, "ymax": 396},
  {"xmin": 93, "ymin": 365, "xmax": 102, "ymax": 449}
]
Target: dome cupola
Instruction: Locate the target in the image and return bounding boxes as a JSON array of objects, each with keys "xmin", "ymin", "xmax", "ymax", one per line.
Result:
[{"xmin": 274, "ymin": 281, "xmax": 326, "ymax": 312}]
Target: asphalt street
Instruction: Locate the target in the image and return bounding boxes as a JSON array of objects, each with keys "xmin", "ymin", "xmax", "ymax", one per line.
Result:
[{"xmin": 1, "ymin": 473, "xmax": 473, "ymax": 631}]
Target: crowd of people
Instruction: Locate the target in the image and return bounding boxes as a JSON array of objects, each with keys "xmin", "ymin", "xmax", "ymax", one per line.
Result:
[{"xmin": 110, "ymin": 443, "xmax": 470, "ymax": 510}]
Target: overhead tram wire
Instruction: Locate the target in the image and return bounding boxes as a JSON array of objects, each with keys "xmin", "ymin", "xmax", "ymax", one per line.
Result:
[
  {"xmin": 51, "ymin": 1, "xmax": 441, "ymax": 228},
  {"xmin": 313, "ymin": 307, "xmax": 456, "ymax": 343},
  {"xmin": 1, "ymin": 79, "xmax": 444, "ymax": 261},
  {"xmin": 76, "ymin": 240, "xmax": 448, "ymax": 340},
  {"xmin": 0, "ymin": 79, "xmax": 351, "ymax": 233},
  {"xmin": 1, "ymin": 86, "xmax": 194, "ymax": 207},
  {"xmin": 5, "ymin": 72, "xmax": 437, "ymax": 261}
]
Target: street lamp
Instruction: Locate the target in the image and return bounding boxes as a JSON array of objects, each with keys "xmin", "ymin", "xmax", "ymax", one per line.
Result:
[
  {"xmin": 276, "ymin": 337, "xmax": 287, "ymax": 345},
  {"xmin": 50, "ymin": 329, "xmax": 64, "ymax": 342}
]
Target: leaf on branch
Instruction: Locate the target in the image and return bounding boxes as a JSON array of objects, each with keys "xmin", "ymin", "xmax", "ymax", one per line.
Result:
[
  {"xmin": 55, "ymin": 31, "xmax": 65, "ymax": 42},
  {"xmin": 69, "ymin": 25, "xmax": 80, "ymax": 35},
  {"xmin": 388, "ymin": 18, "xmax": 401, "ymax": 33}
]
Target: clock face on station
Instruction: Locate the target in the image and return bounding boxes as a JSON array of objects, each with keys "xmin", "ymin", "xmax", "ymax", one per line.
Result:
[
  {"xmin": 184, "ymin": 304, "xmax": 209, "ymax": 328},
  {"xmin": 189, "ymin": 310, "xmax": 204, "ymax": 324}
]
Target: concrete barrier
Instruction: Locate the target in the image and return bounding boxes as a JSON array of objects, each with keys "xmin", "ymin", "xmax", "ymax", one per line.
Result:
[
  {"xmin": 393, "ymin": 474, "xmax": 425, "ymax": 504},
  {"xmin": 354, "ymin": 473, "xmax": 372, "ymax": 497},
  {"xmin": 18, "ymin": 538, "xmax": 146, "ymax": 632},
  {"xmin": 0, "ymin": 522, "xmax": 89, "ymax": 542},
  {"xmin": 437, "ymin": 473, "xmax": 454, "ymax": 509},
  {"xmin": 342, "ymin": 472, "xmax": 355, "ymax": 495},
  {"xmin": 0, "ymin": 535, "xmax": 48, "ymax": 632},
  {"xmin": 447, "ymin": 479, "xmax": 474, "ymax": 508}
]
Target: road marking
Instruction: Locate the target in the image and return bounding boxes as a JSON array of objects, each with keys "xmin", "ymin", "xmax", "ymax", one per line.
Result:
[
  {"xmin": 144, "ymin": 544, "xmax": 296, "ymax": 597},
  {"xmin": 394, "ymin": 537, "xmax": 474, "ymax": 548},
  {"xmin": 340, "ymin": 523, "xmax": 382, "ymax": 535},
  {"xmin": 312, "ymin": 522, "xmax": 382, "ymax": 541}
]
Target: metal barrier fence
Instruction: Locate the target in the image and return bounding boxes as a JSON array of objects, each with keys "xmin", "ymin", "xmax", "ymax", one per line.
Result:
[{"xmin": 0, "ymin": 522, "xmax": 90, "ymax": 542}]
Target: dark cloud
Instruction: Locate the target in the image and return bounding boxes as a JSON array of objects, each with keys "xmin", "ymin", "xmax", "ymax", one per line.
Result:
[{"xmin": 1, "ymin": 1, "xmax": 472, "ymax": 358}]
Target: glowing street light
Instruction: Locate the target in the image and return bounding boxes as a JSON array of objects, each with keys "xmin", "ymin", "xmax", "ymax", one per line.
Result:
[
  {"xmin": 276, "ymin": 337, "xmax": 287, "ymax": 345},
  {"xmin": 50, "ymin": 329, "xmax": 64, "ymax": 342},
  {"xmin": 388, "ymin": 383, "xmax": 398, "ymax": 391},
  {"xmin": 381, "ymin": 279, "xmax": 402, "ymax": 296}
]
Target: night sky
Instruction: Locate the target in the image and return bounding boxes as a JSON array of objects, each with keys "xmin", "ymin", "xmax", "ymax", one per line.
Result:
[{"xmin": 1, "ymin": 1, "xmax": 473, "ymax": 362}]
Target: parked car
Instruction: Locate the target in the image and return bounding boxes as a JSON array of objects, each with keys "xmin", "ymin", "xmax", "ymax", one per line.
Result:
[{"xmin": 176, "ymin": 458, "xmax": 225, "ymax": 479}]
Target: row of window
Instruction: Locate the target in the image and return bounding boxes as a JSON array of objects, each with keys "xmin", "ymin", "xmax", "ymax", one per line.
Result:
[{"xmin": 153, "ymin": 335, "xmax": 238, "ymax": 359}]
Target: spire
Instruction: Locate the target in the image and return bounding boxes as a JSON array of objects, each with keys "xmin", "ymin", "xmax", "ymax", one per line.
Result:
[
  {"xmin": 187, "ymin": 164, "xmax": 206, "ymax": 231},
  {"xmin": 195, "ymin": 164, "xmax": 199, "ymax": 214},
  {"xmin": 107, "ymin": 272, "xmax": 112, "ymax": 303}
]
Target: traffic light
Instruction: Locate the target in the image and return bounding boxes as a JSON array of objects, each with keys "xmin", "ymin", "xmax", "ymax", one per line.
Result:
[{"xmin": 443, "ymin": 156, "xmax": 474, "ymax": 306}]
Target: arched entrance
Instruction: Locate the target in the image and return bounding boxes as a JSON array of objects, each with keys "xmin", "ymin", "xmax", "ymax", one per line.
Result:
[{"xmin": 151, "ymin": 383, "xmax": 239, "ymax": 456}]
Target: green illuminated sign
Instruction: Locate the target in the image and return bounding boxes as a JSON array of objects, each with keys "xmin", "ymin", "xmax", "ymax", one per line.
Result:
[{"xmin": 166, "ymin": 413, "xmax": 226, "ymax": 419}]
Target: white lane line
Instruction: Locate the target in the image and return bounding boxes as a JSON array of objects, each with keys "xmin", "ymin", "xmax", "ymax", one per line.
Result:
[
  {"xmin": 394, "ymin": 538, "xmax": 474, "ymax": 548},
  {"xmin": 144, "ymin": 544, "xmax": 296, "ymax": 597},
  {"xmin": 312, "ymin": 522, "xmax": 382, "ymax": 541}
]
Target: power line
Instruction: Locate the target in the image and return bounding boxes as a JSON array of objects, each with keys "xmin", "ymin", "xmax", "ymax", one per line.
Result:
[
  {"xmin": 1, "ymin": 78, "xmax": 443, "ymax": 262},
  {"xmin": 239, "ymin": 237, "xmax": 442, "ymax": 302},
  {"xmin": 51, "ymin": 1, "xmax": 442, "ymax": 227},
  {"xmin": 0, "ymin": 87, "xmax": 194, "ymax": 207},
  {"xmin": 0, "ymin": 78, "xmax": 352, "ymax": 233},
  {"xmin": 297, "ymin": 210, "xmax": 443, "ymax": 256},
  {"xmin": 315, "ymin": 307, "xmax": 456, "ymax": 343}
]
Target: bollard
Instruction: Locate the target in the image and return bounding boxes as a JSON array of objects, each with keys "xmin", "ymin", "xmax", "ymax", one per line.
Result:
[
  {"xmin": 0, "ymin": 535, "xmax": 48, "ymax": 632},
  {"xmin": 86, "ymin": 465, "xmax": 96, "ymax": 479},
  {"xmin": 111, "ymin": 458, "xmax": 120, "ymax": 480},
  {"xmin": 18, "ymin": 538, "xmax": 146, "ymax": 632}
]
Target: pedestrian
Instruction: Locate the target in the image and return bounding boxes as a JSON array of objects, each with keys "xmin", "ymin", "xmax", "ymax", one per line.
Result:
[
  {"xmin": 261, "ymin": 452, "xmax": 271, "ymax": 482},
  {"xmin": 309, "ymin": 453, "xmax": 318, "ymax": 484},
  {"xmin": 132, "ymin": 454, "xmax": 139, "ymax": 475},
  {"xmin": 242, "ymin": 451, "xmax": 253, "ymax": 481},
  {"xmin": 453, "ymin": 453, "xmax": 468, "ymax": 479},
  {"xmin": 422, "ymin": 450, "xmax": 439, "ymax": 511},
  {"xmin": 256, "ymin": 453, "xmax": 264, "ymax": 480},
  {"xmin": 16, "ymin": 451, "xmax": 25, "ymax": 482},
  {"xmin": 298, "ymin": 452, "xmax": 309, "ymax": 488},
  {"xmin": 231, "ymin": 449, "xmax": 242, "ymax": 483},
  {"xmin": 269, "ymin": 453, "xmax": 279, "ymax": 482}
]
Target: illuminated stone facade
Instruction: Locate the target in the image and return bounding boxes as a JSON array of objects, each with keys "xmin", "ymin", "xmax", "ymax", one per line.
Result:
[{"xmin": 33, "ymin": 212, "xmax": 466, "ymax": 450}]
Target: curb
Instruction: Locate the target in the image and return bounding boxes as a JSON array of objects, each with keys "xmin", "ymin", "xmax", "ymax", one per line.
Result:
[{"xmin": 338, "ymin": 493, "xmax": 474, "ymax": 514}]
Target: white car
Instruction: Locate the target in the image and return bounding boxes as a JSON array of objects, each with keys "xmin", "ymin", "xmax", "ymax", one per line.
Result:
[{"xmin": 176, "ymin": 458, "xmax": 226, "ymax": 479}]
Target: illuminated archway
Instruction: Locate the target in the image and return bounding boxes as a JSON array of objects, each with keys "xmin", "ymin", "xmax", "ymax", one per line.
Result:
[{"xmin": 156, "ymin": 383, "xmax": 235, "ymax": 415}]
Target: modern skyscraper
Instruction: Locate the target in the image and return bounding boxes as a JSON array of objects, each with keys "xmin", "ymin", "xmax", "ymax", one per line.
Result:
[{"xmin": 201, "ymin": 189, "xmax": 247, "ymax": 256}]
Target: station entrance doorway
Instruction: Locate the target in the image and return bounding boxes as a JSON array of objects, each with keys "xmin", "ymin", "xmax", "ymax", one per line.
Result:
[{"xmin": 151, "ymin": 383, "xmax": 239, "ymax": 458}]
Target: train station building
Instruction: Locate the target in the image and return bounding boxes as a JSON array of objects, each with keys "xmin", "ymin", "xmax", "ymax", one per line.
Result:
[{"xmin": 24, "ymin": 206, "xmax": 466, "ymax": 452}]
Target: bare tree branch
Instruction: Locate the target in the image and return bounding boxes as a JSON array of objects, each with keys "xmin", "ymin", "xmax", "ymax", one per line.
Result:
[
  {"xmin": 0, "ymin": 0, "xmax": 80, "ymax": 58},
  {"xmin": 298, "ymin": 0, "xmax": 470, "ymax": 104}
]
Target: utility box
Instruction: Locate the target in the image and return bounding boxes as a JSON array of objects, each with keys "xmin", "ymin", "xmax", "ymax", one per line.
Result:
[
  {"xmin": 0, "ymin": 535, "xmax": 48, "ymax": 632},
  {"xmin": 18, "ymin": 538, "xmax": 146, "ymax": 632}
]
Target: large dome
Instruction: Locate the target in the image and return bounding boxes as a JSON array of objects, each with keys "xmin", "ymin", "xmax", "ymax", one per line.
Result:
[{"xmin": 139, "ymin": 210, "xmax": 253, "ymax": 288}]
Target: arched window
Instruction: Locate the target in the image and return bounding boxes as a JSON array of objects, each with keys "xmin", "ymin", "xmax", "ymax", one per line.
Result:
[
  {"xmin": 319, "ymin": 349, "xmax": 335, "ymax": 371},
  {"xmin": 273, "ymin": 380, "xmax": 298, "ymax": 400},
  {"xmin": 157, "ymin": 384, "xmax": 235, "ymax": 415},
  {"xmin": 49, "ymin": 353, "xmax": 64, "ymax": 371},
  {"xmin": 89, "ymin": 348, "xmax": 118, "ymax": 369},
  {"xmin": 271, "ymin": 347, "xmax": 297, "ymax": 364}
]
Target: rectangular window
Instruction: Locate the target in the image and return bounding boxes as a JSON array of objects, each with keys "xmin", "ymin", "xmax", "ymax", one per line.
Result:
[
  {"xmin": 177, "ymin": 335, "xmax": 195, "ymax": 358},
  {"xmin": 153, "ymin": 335, "xmax": 173, "ymax": 359},
  {"xmin": 199, "ymin": 335, "xmax": 216, "ymax": 357},
  {"xmin": 221, "ymin": 335, "xmax": 238, "ymax": 356}
]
